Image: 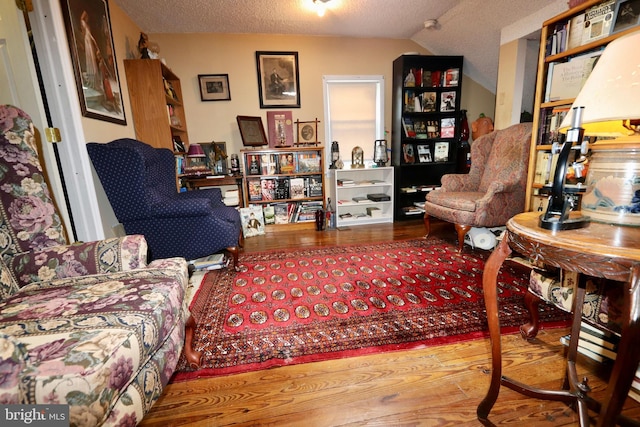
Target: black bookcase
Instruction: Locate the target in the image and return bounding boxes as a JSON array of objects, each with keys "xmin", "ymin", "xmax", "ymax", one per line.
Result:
[{"xmin": 391, "ymin": 55, "xmax": 463, "ymax": 220}]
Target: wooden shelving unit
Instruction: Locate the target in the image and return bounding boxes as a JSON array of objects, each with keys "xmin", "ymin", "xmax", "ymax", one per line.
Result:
[
  {"xmin": 525, "ymin": 0, "xmax": 640, "ymax": 212},
  {"xmin": 241, "ymin": 147, "xmax": 325, "ymax": 229},
  {"xmin": 391, "ymin": 54, "xmax": 463, "ymax": 220}
]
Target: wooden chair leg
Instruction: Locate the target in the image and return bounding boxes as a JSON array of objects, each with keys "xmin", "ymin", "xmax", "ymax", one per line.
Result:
[
  {"xmin": 226, "ymin": 246, "xmax": 239, "ymax": 270},
  {"xmin": 423, "ymin": 214, "xmax": 431, "ymax": 237},
  {"xmin": 183, "ymin": 314, "xmax": 202, "ymax": 369},
  {"xmin": 454, "ymin": 223, "xmax": 471, "ymax": 252},
  {"xmin": 520, "ymin": 290, "xmax": 542, "ymax": 340}
]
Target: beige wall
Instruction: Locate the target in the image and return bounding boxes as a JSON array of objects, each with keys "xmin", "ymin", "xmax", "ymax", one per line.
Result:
[{"xmin": 101, "ymin": 2, "xmax": 495, "ymax": 155}]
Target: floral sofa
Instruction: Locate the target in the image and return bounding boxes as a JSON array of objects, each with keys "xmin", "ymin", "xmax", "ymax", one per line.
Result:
[{"xmin": 0, "ymin": 105, "xmax": 190, "ymax": 426}]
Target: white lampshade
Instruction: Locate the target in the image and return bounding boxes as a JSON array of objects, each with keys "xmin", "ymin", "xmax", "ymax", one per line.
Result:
[{"xmin": 559, "ymin": 28, "xmax": 640, "ymax": 137}]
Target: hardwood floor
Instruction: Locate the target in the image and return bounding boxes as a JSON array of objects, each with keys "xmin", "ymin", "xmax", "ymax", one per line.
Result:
[{"xmin": 140, "ymin": 219, "xmax": 640, "ymax": 426}]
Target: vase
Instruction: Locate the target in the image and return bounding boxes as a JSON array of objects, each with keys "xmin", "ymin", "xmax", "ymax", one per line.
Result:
[{"xmin": 581, "ymin": 142, "xmax": 640, "ymax": 226}]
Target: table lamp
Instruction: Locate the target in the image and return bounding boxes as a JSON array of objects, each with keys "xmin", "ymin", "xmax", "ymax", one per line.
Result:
[
  {"xmin": 552, "ymin": 28, "xmax": 640, "ymax": 228},
  {"xmin": 186, "ymin": 143, "xmax": 208, "ymax": 174}
]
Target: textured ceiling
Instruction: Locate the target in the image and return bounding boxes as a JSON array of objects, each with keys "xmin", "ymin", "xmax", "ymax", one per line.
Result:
[{"xmin": 112, "ymin": 0, "xmax": 563, "ymax": 92}]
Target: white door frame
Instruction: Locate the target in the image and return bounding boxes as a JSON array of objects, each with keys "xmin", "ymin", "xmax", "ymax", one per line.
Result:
[{"xmin": 27, "ymin": 0, "xmax": 106, "ymax": 242}]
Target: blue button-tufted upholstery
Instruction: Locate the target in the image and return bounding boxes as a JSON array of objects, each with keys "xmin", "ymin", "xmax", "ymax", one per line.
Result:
[{"xmin": 87, "ymin": 138, "xmax": 241, "ymax": 261}]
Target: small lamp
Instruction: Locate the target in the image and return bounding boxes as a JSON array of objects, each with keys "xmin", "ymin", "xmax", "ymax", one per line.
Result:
[
  {"xmin": 186, "ymin": 143, "xmax": 207, "ymax": 174},
  {"xmin": 556, "ymin": 28, "xmax": 640, "ymax": 227}
]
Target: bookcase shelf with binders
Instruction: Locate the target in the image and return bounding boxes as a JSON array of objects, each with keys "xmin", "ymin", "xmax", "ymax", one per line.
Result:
[
  {"xmin": 241, "ymin": 147, "xmax": 325, "ymax": 229},
  {"xmin": 526, "ymin": 0, "xmax": 640, "ymax": 212},
  {"xmin": 392, "ymin": 54, "xmax": 463, "ymax": 220}
]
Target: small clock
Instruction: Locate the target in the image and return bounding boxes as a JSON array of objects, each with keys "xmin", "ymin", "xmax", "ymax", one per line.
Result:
[{"xmin": 351, "ymin": 146, "xmax": 364, "ymax": 169}]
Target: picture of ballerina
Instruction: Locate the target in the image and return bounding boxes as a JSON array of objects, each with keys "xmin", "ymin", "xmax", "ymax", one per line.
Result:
[{"xmin": 62, "ymin": 0, "xmax": 126, "ymax": 124}]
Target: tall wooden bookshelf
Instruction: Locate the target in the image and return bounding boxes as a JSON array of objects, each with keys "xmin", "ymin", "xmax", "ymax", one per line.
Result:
[
  {"xmin": 124, "ymin": 59, "xmax": 189, "ymax": 151},
  {"xmin": 391, "ymin": 55, "xmax": 463, "ymax": 220},
  {"xmin": 525, "ymin": 0, "xmax": 640, "ymax": 212}
]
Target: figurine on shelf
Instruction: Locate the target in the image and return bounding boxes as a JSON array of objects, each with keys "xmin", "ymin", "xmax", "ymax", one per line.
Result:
[{"xmin": 138, "ymin": 32, "xmax": 150, "ymax": 59}]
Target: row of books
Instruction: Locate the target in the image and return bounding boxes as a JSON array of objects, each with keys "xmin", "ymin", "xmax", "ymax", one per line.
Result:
[
  {"xmin": 402, "ymin": 142, "xmax": 449, "ymax": 164},
  {"xmin": 247, "ymin": 175, "xmax": 322, "ymax": 202},
  {"xmin": 246, "ymin": 151, "xmax": 321, "ymax": 176},
  {"xmin": 265, "ymin": 201, "xmax": 324, "ymax": 224},
  {"xmin": 537, "ymin": 106, "xmax": 570, "ymax": 145},
  {"xmin": 546, "ymin": 0, "xmax": 635, "ymax": 56},
  {"xmin": 404, "ymin": 90, "xmax": 456, "ymax": 113},
  {"xmin": 403, "ymin": 67, "xmax": 459, "ymax": 88},
  {"xmin": 402, "ymin": 117, "xmax": 455, "ymax": 139}
]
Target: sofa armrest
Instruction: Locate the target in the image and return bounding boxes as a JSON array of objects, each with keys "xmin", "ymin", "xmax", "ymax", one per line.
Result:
[{"xmin": 5, "ymin": 235, "xmax": 148, "ymax": 289}]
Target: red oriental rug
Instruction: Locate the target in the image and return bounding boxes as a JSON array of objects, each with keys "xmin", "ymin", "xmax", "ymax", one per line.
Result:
[{"xmin": 172, "ymin": 238, "xmax": 569, "ymax": 382}]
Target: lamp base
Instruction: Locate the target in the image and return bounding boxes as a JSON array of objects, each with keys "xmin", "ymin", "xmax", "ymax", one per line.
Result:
[{"xmin": 539, "ymin": 213, "xmax": 590, "ymax": 231}]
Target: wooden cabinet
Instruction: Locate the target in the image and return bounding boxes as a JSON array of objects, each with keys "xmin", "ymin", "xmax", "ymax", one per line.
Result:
[
  {"xmin": 391, "ymin": 55, "xmax": 463, "ymax": 220},
  {"xmin": 525, "ymin": 0, "xmax": 640, "ymax": 212},
  {"xmin": 241, "ymin": 147, "xmax": 325, "ymax": 228},
  {"xmin": 328, "ymin": 167, "xmax": 394, "ymax": 227},
  {"xmin": 124, "ymin": 59, "xmax": 189, "ymax": 151}
]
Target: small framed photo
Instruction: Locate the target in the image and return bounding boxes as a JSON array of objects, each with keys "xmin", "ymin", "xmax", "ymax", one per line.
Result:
[
  {"xmin": 201, "ymin": 141, "xmax": 228, "ymax": 174},
  {"xmin": 266, "ymin": 111, "xmax": 294, "ymax": 147},
  {"xmin": 236, "ymin": 115, "xmax": 268, "ymax": 147},
  {"xmin": 612, "ymin": 0, "xmax": 640, "ymax": 34},
  {"xmin": 255, "ymin": 51, "xmax": 300, "ymax": 108},
  {"xmin": 296, "ymin": 120, "xmax": 319, "ymax": 145},
  {"xmin": 198, "ymin": 74, "xmax": 231, "ymax": 101}
]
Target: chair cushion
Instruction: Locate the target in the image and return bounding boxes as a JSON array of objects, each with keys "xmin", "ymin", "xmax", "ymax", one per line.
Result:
[{"xmin": 426, "ymin": 191, "xmax": 485, "ymax": 212}]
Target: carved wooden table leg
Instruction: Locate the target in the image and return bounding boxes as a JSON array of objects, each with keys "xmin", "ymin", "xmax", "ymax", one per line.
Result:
[
  {"xmin": 477, "ymin": 236, "xmax": 512, "ymax": 422},
  {"xmin": 597, "ymin": 264, "xmax": 640, "ymax": 427}
]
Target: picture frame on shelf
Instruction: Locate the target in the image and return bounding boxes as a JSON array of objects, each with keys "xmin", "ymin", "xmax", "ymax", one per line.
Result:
[
  {"xmin": 255, "ymin": 51, "xmax": 300, "ymax": 108},
  {"xmin": 236, "ymin": 115, "xmax": 268, "ymax": 147},
  {"xmin": 201, "ymin": 141, "xmax": 228, "ymax": 174},
  {"xmin": 266, "ymin": 111, "xmax": 294, "ymax": 147},
  {"xmin": 612, "ymin": 0, "xmax": 640, "ymax": 34},
  {"xmin": 60, "ymin": 0, "xmax": 127, "ymax": 125},
  {"xmin": 198, "ymin": 74, "xmax": 231, "ymax": 101},
  {"xmin": 296, "ymin": 119, "xmax": 319, "ymax": 145}
]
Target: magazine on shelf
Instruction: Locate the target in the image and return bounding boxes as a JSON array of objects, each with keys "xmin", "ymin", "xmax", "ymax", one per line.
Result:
[
  {"xmin": 247, "ymin": 178, "xmax": 262, "ymax": 201},
  {"xmin": 612, "ymin": 0, "xmax": 640, "ymax": 34},
  {"xmin": 260, "ymin": 178, "xmax": 276, "ymax": 201},
  {"xmin": 289, "ymin": 177, "xmax": 305, "ymax": 199},
  {"xmin": 434, "ymin": 142, "xmax": 449, "ymax": 162},
  {"xmin": 402, "ymin": 117, "xmax": 416, "ymax": 137},
  {"xmin": 296, "ymin": 152, "xmax": 321, "ymax": 173},
  {"xmin": 440, "ymin": 118, "xmax": 455, "ymax": 138},
  {"xmin": 582, "ymin": 0, "xmax": 616, "ymax": 45},
  {"xmin": 417, "ymin": 144, "xmax": 432, "ymax": 163},
  {"xmin": 422, "ymin": 92, "xmax": 437, "ymax": 112},
  {"xmin": 413, "ymin": 120, "xmax": 428, "ymax": 139},
  {"xmin": 306, "ymin": 175, "xmax": 323, "ymax": 197},
  {"xmin": 263, "ymin": 204, "xmax": 275, "ymax": 224},
  {"xmin": 402, "ymin": 144, "xmax": 415, "ymax": 164},
  {"xmin": 443, "ymin": 68, "xmax": 459, "ymax": 87},
  {"xmin": 274, "ymin": 177, "xmax": 290, "ymax": 200},
  {"xmin": 440, "ymin": 91, "xmax": 456, "ymax": 112}
]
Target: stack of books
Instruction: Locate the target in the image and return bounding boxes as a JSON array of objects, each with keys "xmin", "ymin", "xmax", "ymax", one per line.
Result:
[
  {"xmin": 189, "ymin": 253, "xmax": 229, "ymax": 271},
  {"xmin": 560, "ymin": 321, "xmax": 619, "ymax": 364}
]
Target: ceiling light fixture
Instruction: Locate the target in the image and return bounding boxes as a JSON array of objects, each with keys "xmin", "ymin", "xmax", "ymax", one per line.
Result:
[{"xmin": 313, "ymin": 0, "xmax": 331, "ymax": 17}]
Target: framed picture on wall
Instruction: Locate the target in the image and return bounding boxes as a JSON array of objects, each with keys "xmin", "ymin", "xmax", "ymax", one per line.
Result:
[
  {"xmin": 198, "ymin": 74, "xmax": 231, "ymax": 101},
  {"xmin": 60, "ymin": 0, "xmax": 127, "ymax": 125},
  {"xmin": 255, "ymin": 51, "xmax": 301, "ymax": 108}
]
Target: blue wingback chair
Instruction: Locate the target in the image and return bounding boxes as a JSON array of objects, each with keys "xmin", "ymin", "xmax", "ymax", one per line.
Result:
[{"xmin": 87, "ymin": 138, "xmax": 241, "ymax": 263}]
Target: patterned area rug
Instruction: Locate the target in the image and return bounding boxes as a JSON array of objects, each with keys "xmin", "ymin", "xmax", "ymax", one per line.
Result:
[{"xmin": 172, "ymin": 238, "xmax": 569, "ymax": 382}]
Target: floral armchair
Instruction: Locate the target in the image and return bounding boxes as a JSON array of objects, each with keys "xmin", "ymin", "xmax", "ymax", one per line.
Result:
[
  {"xmin": 0, "ymin": 105, "xmax": 192, "ymax": 426},
  {"xmin": 424, "ymin": 123, "xmax": 532, "ymax": 251}
]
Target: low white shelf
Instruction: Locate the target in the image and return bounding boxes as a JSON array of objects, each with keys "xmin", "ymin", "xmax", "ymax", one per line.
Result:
[{"xmin": 328, "ymin": 166, "xmax": 394, "ymax": 227}]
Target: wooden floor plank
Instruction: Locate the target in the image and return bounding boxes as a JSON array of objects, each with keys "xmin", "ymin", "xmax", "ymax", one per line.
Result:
[{"xmin": 140, "ymin": 219, "xmax": 639, "ymax": 426}]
